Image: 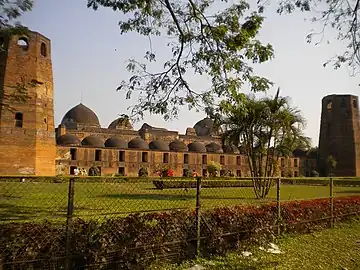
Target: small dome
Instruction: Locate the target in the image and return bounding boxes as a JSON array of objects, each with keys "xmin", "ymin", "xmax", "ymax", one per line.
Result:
[
  {"xmin": 105, "ymin": 137, "xmax": 127, "ymax": 148},
  {"xmin": 128, "ymin": 137, "xmax": 149, "ymax": 149},
  {"xmin": 194, "ymin": 118, "xmax": 218, "ymax": 136},
  {"xmin": 149, "ymin": 140, "xmax": 170, "ymax": 151},
  {"xmin": 188, "ymin": 142, "xmax": 206, "ymax": 153},
  {"xmin": 223, "ymin": 145, "xmax": 240, "ymax": 154},
  {"xmin": 57, "ymin": 134, "xmax": 80, "ymax": 146},
  {"xmin": 81, "ymin": 136, "xmax": 104, "ymax": 147},
  {"xmin": 61, "ymin": 103, "xmax": 100, "ymax": 128},
  {"xmin": 108, "ymin": 116, "xmax": 133, "ymax": 130},
  {"xmin": 169, "ymin": 140, "xmax": 188, "ymax": 152},
  {"xmin": 206, "ymin": 142, "xmax": 223, "ymax": 153}
]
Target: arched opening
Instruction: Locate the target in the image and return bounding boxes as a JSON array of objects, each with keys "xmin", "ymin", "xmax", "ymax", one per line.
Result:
[
  {"xmin": 40, "ymin": 42, "xmax": 47, "ymax": 57},
  {"xmin": 353, "ymin": 99, "xmax": 357, "ymax": 109},
  {"xmin": 17, "ymin": 37, "xmax": 29, "ymax": 50},
  {"xmin": 15, "ymin": 112, "xmax": 23, "ymax": 127},
  {"xmin": 326, "ymin": 101, "xmax": 332, "ymax": 112}
]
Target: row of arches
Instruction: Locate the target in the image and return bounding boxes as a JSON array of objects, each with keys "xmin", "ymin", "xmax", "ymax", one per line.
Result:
[{"xmin": 57, "ymin": 134, "xmax": 240, "ymax": 154}]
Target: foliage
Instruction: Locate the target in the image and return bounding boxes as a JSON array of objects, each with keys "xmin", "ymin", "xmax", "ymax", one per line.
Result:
[
  {"xmin": 182, "ymin": 168, "xmax": 192, "ymax": 177},
  {"xmin": 87, "ymin": 0, "xmax": 274, "ymax": 121},
  {"xmin": 0, "ymin": 0, "xmax": 33, "ymax": 32},
  {"xmin": 153, "ymin": 179, "xmax": 254, "ymax": 189},
  {"xmin": 327, "ymin": 155, "xmax": 337, "ymax": 176},
  {"xmin": 138, "ymin": 167, "xmax": 149, "ymax": 177},
  {"xmin": 1, "ymin": 196, "xmax": 360, "ymax": 268},
  {"xmin": 88, "ymin": 166, "xmax": 100, "ymax": 176},
  {"xmin": 214, "ymin": 88, "xmax": 311, "ymax": 198},
  {"xmin": 207, "ymin": 161, "xmax": 221, "ymax": 177},
  {"xmin": 154, "ymin": 165, "xmax": 174, "ymax": 177},
  {"xmin": 311, "ymin": 170, "xmax": 319, "ymax": 177},
  {"xmin": 272, "ymin": 0, "xmax": 360, "ymax": 74}
]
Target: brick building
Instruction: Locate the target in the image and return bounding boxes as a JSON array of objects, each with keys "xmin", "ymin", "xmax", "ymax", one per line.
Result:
[{"xmin": 0, "ymin": 30, "xmax": 313, "ymax": 177}]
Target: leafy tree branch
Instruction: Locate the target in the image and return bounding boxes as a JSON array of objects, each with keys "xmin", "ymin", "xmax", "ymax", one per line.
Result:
[{"xmin": 87, "ymin": 0, "xmax": 274, "ymax": 121}]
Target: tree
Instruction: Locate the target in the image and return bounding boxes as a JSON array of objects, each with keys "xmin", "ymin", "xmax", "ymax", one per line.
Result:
[
  {"xmin": 207, "ymin": 161, "xmax": 221, "ymax": 177},
  {"xmin": 0, "ymin": 0, "xmax": 33, "ymax": 34},
  {"xmin": 327, "ymin": 155, "xmax": 337, "ymax": 176},
  {"xmin": 87, "ymin": 0, "xmax": 274, "ymax": 121},
  {"xmin": 216, "ymin": 88, "xmax": 310, "ymax": 198},
  {"xmin": 0, "ymin": 0, "xmax": 35, "ymax": 111},
  {"xmin": 273, "ymin": 0, "xmax": 360, "ymax": 74}
]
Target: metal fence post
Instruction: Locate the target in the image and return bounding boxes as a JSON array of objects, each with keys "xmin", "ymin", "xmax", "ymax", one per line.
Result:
[
  {"xmin": 276, "ymin": 178, "xmax": 281, "ymax": 236},
  {"xmin": 195, "ymin": 176, "xmax": 202, "ymax": 257},
  {"xmin": 65, "ymin": 177, "xmax": 75, "ymax": 270},
  {"xmin": 330, "ymin": 177, "xmax": 334, "ymax": 228}
]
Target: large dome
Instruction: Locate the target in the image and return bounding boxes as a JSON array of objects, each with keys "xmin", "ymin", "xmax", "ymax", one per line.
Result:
[
  {"xmin": 206, "ymin": 142, "xmax": 223, "ymax": 153},
  {"xmin": 194, "ymin": 118, "xmax": 219, "ymax": 136},
  {"xmin": 61, "ymin": 103, "xmax": 100, "ymax": 128},
  {"xmin": 108, "ymin": 116, "xmax": 133, "ymax": 130}
]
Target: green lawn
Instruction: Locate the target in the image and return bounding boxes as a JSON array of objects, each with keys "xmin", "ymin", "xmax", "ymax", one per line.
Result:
[
  {"xmin": 155, "ymin": 219, "xmax": 360, "ymax": 270},
  {"xmin": 1, "ymin": 181, "xmax": 359, "ymax": 222}
]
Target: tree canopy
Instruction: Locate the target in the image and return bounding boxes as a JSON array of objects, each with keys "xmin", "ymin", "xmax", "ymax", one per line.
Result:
[
  {"xmin": 214, "ymin": 88, "xmax": 311, "ymax": 198},
  {"xmin": 274, "ymin": 0, "xmax": 360, "ymax": 74},
  {"xmin": 0, "ymin": 0, "xmax": 33, "ymax": 33},
  {"xmin": 87, "ymin": 0, "xmax": 274, "ymax": 121}
]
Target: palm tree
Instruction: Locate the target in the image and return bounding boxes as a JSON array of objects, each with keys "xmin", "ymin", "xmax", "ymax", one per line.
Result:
[{"xmin": 217, "ymin": 88, "xmax": 310, "ymax": 198}]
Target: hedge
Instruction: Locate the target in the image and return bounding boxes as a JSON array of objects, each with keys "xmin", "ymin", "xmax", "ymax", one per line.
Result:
[
  {"xmin": 153, "ymin": 179, "xmax": 254, "ymax": 189},
  {"xmin": 1, "ymin": 196, "xmax": 360, "ymax": 269}
]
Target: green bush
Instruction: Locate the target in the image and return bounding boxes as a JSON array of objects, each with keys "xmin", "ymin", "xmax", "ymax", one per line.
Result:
[
  {"xmin": 153, "ymin": 179, "xmax": 254, "ymax": 189},
  {"xmin": 1, "ymin": 196, "xmax": 360, "ymax": 269},
  {"xmin": 138, "ymin": 167, "xmax": 149, "ymax": 177},
  {"xmin": 182, "ymin": 168, "xmax": 192, "ymax": 177},
  {"xmin": 88, "ymin": 166, "xmax": 100, "ymax": 176}
]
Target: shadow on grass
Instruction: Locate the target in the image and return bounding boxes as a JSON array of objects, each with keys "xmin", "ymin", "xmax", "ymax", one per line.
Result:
[
  {"xmin": 0, "ymin": 203, "xmax": 68, "ymax": 222},
  {"xmin": 98, "ymin": 193, "xmax": 257, "ymax": 201},
  {"xmin": 335, "ymin": 190, "xmax": 360, "ymax": 194}
]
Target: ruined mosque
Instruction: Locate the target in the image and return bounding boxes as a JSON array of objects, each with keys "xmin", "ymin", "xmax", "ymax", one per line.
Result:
[{"xmin": 0, "ymin": 30, "xmax": 358, "ymax": 177}]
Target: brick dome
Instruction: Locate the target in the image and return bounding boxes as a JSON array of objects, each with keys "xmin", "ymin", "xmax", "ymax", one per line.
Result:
[
  {"xmin": 149, "ymin": 140, "xmax": 170, "ymax": 151},
  {"xmin": 206, "ymin": 142, "xmax": 223, "ymax": 153},
  {"xmin": 128, "ymin": 137, "xmax": 149, "ymax": 149},
  {"xmin": 194, "ymin": 118, "xmax": 218, "ymax": 136},
  {"xmin": 61, "ymin": 103, "xmax": 100, "ymax": 128},
  {"xmin": 81, "ymin": 136, "xmax": 104, "ymax": 147},
  {"xmin": 223, "ymin": 144, "xmax": 240, "ymax": 154},
  {"xmin": 188, "ymin": 142, "xmax": 206, "ymax": 153},
  {"xmin": 169, "ymin": 140, "xmax": 188, "ymax": 152},
  {"xmin": 56, "ymin": 134, "xmax": 80, "ymax": 146},
  {"xmin": 108, "ymin": 117, "xmax": 133, "ymax": 130},
  {"xmin": 104, "ymin": 137, "xmax": 128, "ymax": 148}
]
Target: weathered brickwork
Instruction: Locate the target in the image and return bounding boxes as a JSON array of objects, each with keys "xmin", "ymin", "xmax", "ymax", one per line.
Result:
[
  {"xmin": 0, "ymin": 29, "xmax": 313, "ymax": 177},
  {"xmin": 0, "ymin": 31, "xmax": 56, "ymax": 176},
  {"xmin": 318, "ymin": 95, "xmax": 360, "ymax": 176}
]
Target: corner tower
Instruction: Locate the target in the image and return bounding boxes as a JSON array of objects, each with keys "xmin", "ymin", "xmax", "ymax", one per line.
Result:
[
  {"xmin": 0, "ymin": 30, "xmax": 56, "ymax": 175},
  {"xmin": 318, "ymin": 94, "xmax": 360, "ymax": 176}
]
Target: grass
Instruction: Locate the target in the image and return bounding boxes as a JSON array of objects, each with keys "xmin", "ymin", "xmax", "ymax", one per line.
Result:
[
  {"xmin": 151, "ymin": 219, "xmax": 360, "ymax": 270},
  {"xmin": 1, "ymin": 180, "xmax": 359, "ymax": 222}
]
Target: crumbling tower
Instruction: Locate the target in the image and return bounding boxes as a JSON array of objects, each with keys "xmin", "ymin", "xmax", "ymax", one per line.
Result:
[
  {"xmin": 318, "ymin": 94, "xmax": 360, "ymax": 176},
  {"xmin": 0, "ymin": 30, "xmax": 56, "ymax": 175}
]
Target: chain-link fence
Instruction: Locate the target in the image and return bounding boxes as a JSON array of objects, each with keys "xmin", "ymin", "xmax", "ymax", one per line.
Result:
[{"xmin": 1, "ymin": 176, "xmax": 360, "ymax": 269}]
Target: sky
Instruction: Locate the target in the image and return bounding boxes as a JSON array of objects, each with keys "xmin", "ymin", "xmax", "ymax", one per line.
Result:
[{"xmin": 19, "ymin": 0, "xmax": 359, "ymax": 146}]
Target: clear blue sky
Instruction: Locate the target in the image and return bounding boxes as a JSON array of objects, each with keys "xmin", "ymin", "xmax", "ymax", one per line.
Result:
[{"xmin": 20, "ymin": 0, "xmax": 359, "ymax": 146}]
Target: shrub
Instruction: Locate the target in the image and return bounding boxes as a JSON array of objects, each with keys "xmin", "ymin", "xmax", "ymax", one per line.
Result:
[
  {"xmin": 153, "ymin": 179, "xmax": 254, "ymax": 189},
  {"xmin": 88, "ymin": 166, "xmax": 100, "ymax": 176},
  {"xmin": 138, "ymin": 167, "xmax": 148, "ymax": 177},
  {"xmin": 1, "ymin": 196, "xmax": 360, "ymax": 269},
  {"xmin": 182, "ymin": 168, "xmax": 192, "ymax": 177},
  {"xmin": 207, "ymin": 161, "xmax": 221, "ymax": 177},
  {"xmin": 311, "ymin": 170, "xmax": 319, "ymax": 177}
]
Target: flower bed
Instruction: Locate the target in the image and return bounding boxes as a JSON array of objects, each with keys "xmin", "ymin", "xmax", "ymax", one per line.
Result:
[{"xmin": 1, "ymin": 196, "xmax": 359, "ymax": 269}]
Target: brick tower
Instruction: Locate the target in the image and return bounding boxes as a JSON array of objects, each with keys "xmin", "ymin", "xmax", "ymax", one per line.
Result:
[
  {"xmin": 318, "ymin": 94, "xmax": 360, "ymax": 176},
  {"xmin": 0, "ymin": 30, "xmax": 56, "ymax": 175}
]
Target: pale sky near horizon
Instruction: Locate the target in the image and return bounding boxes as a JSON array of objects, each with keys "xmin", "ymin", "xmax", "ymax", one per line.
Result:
[{"xmin": 20, "ymin": 0, "xmax": 359, "ymax": 146}]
